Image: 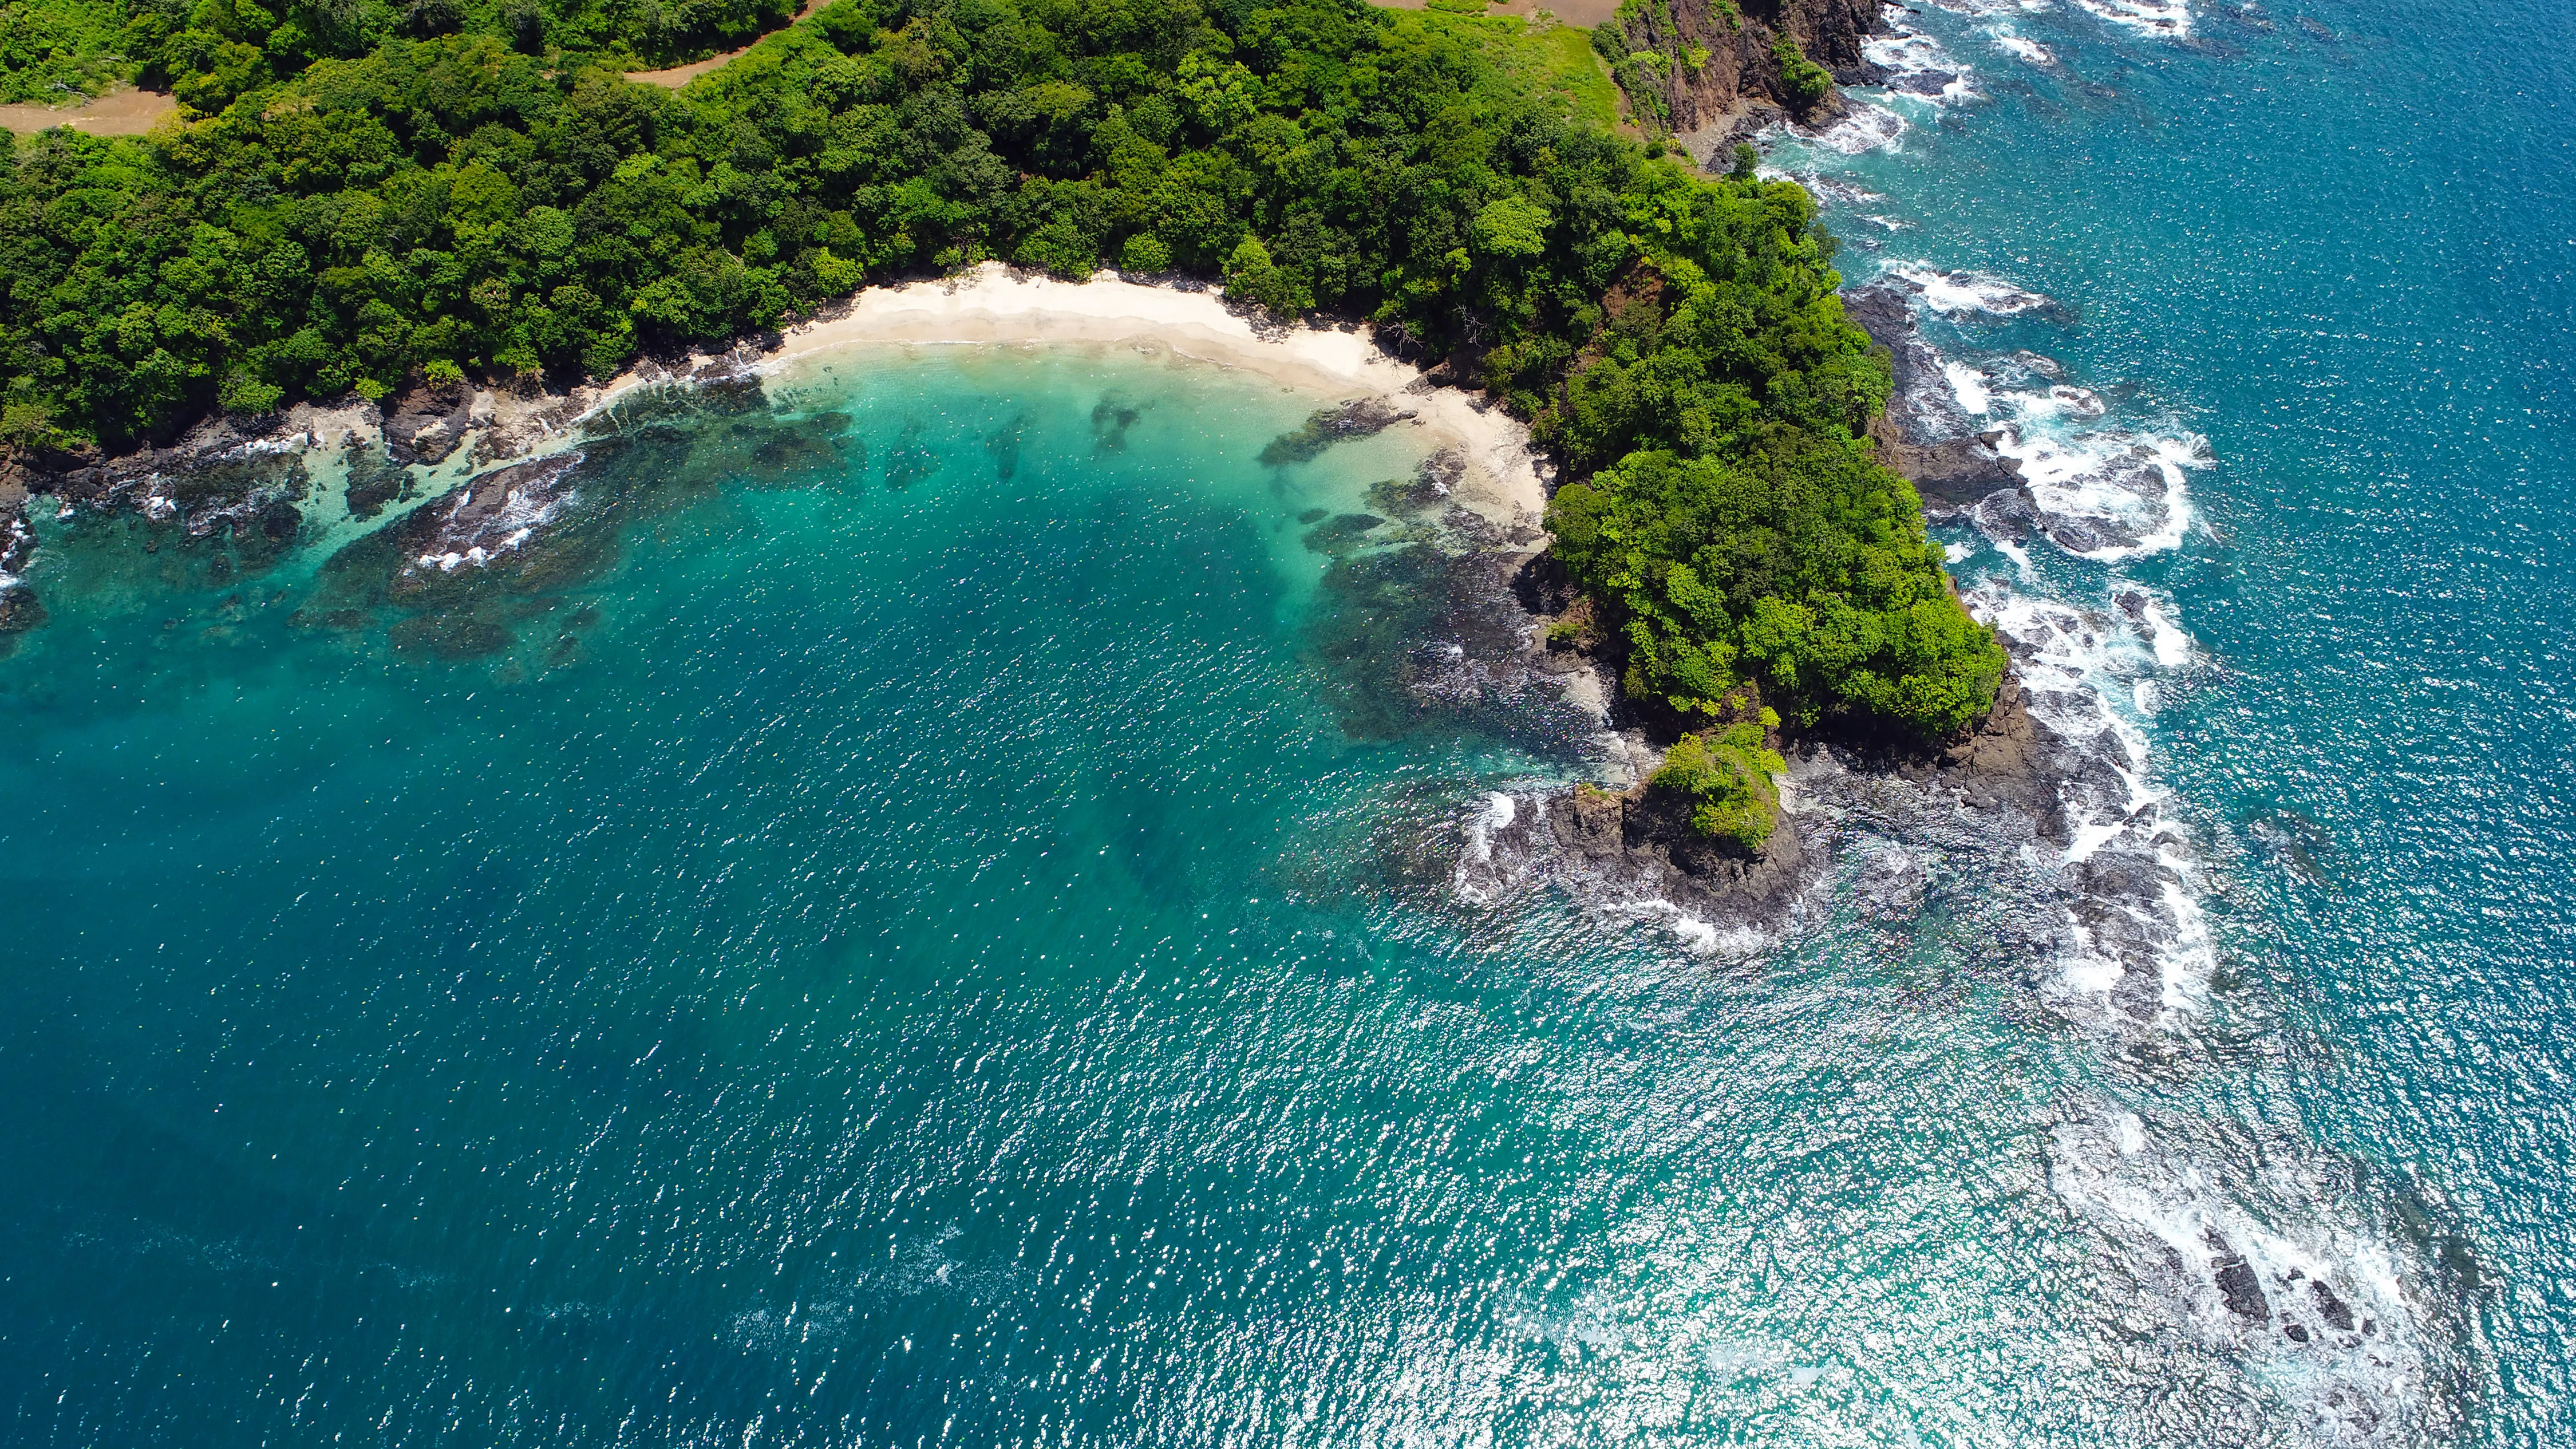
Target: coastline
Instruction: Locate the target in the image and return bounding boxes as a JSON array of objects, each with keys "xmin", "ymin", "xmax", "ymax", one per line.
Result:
[
  {"xmin": 0, "ymin": 264, "xmax": 1552, "ymax": 605},
  {"xmin": 0, "ymin": 254, "xmax": 2067, "ymax": 968},
  {"xmin": 0, "ymin": 260, "xmax": 2059, "ymax": 946},
  {"xmin": 750, "ymin": 264, "xmax": 1551, "ymax": 530}
]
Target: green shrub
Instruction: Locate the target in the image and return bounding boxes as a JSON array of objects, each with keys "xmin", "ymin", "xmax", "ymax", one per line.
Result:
[
  {"xmin": 1650, "ymin": 721, "xmax": 1787, "ymax": 852},
  {"xmin": 1119, "ymin": 234, "xmax": 1175, "ymax": 274},
  {"xmin": 1772, "ymin": 31, "xmax": 1834, "ymax": 107},
  {"xmin": 1223, "ymin": 235, "xmax": 1310, "ymax": 317}
]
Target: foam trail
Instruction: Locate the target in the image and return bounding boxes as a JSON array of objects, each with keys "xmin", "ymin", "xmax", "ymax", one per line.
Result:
[
  {"xmin": 1963, "ymin": 579, "xmax": 2210, "ymax": 1021},
  {"xmin": 1865, "ymin": 19, "xmax": 1981, "ymax": 103},
  {"xmin": 1994, "ymin": 429, "xmax": 2209, "ymax": 562},
  {"xmin": 2075, "ymin": 0, "xmax": 2192, "ymax": 38},
  {"xmin": 1805, "ymin": 102, "xmax": 1910, "ymax": 154},
  {"xmin": 1889, "ymin": 263, "xmax": 2053, "ymax": 316},
  {"xmin": 1989, "ymin": 25, "xmax": 2056, "ymax": 63},
  {"xmin": 2048, "ymin": 1106, "xmax": 2436, "ymax": 1444},
  {"xmin": 1945, "ymin": 361, "xmax": 1994, "ymax": 414}
]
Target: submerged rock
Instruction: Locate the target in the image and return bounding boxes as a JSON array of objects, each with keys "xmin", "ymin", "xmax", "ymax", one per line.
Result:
[
  {"xmin": 1259, "ymin": 396, "xmax": 1420, "ymax": 467},
  {"xmin": 397, "ymin": 452, "xmax": 583, "ymax": 577}
]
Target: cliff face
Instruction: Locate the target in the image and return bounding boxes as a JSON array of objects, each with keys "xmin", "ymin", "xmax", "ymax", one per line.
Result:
[{"xmin": 1595, "ymin": 0, "xmax": 1884, "ymax": 140}]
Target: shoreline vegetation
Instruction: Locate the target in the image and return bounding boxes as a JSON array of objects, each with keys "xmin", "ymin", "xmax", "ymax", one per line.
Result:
[{"xmin": 0, "ymin": 0, "xmax": 2003, "ymax": 854}]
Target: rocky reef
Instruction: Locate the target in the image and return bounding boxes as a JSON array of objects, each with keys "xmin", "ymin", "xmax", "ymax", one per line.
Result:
[{"xmin": 0, "ymin": 344, "xmax": 775, "ymax": 657}]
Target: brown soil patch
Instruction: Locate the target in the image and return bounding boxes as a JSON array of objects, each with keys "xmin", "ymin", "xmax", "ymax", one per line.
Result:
[
  {"xmin": 627, "ymin": 0, "xmax": 828, "ymax": 88},
  {"xmin": 1370, "ymin": 0, "xmax": 1621, "ymax": 26},
  {"xmin": 0, "ymin": 87, "xmax": 179, "ymax": 136}
]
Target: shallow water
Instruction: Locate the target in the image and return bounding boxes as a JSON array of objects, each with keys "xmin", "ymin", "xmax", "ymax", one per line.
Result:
[{"xmin": 5, "ymin": 1, "xmax": 2574, "ymax": 1439}]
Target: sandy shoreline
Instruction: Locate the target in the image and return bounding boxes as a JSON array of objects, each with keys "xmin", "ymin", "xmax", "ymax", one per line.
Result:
[
  {"xmin": 740, "ymin": 263, "xmax": 1552, "ymax": 528},
  {"xmin": 13, "ymin": 264, "xmax": 1555, "ymax": 571}
]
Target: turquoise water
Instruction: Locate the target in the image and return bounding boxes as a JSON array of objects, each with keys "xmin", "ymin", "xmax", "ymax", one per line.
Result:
[
  {"xmin": 5, "ymin": 3, "xmax": 2574, "ymax": 1441},
  {"xmin": 1, "ymin": 346, "xmax": 2131, "ymax": 1444}
]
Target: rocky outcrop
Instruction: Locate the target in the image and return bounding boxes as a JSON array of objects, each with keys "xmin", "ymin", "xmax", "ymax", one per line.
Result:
[
  {"xmin": 1842, "ymin": 281, "xmax": 2025, "ymax": 511},
  {"xmin": 1549, "ymin": 765, "xmax": 1811, "ymax": 918},
  {"xmin": 1597, "ymin": 0, "xmax": 1886, "ymax": 140},
  {"xmin": 0, "ymin": 343, "xmax": 771, "ymax": 649}
]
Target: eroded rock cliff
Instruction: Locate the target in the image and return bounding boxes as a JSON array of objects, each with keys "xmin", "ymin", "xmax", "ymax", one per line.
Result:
[{"xmin": 1592, "ymin": 0, "xmax": 1883, "ymax": 140}]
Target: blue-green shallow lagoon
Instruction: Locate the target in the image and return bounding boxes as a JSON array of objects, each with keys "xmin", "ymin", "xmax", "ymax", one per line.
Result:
[{"xmin": 2, "ymin": 348, "xmax": 2132, "ymax": 1444}]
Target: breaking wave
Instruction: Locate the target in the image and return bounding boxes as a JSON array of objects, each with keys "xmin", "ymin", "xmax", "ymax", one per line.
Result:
[
  {"xmin": 2075, "ymin": 0, "xmax": 2194, "ymax": 39},
  {"xmin": 1887, "ymin": 262, "xmax": 2056, "ymax": 316}
]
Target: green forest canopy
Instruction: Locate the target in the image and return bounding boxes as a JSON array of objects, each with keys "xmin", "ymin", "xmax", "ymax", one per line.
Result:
[
  {"xmin": 0, "ymin": 0, "xmax": 2002, "ymax": 824},
  {"xmin": 0, "ymin": 0, "xmax": 800, "ymax": 105}
]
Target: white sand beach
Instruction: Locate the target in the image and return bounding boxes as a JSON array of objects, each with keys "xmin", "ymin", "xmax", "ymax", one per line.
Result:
[{"xmin": 753, "ymin": 263, "xmax": 1553, "ymax": 528}]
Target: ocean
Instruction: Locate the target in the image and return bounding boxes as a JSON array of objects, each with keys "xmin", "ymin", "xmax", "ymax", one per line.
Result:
[{"xmin": 3, "ymin": 0, "xmax": 2571, "ymax": 1442}]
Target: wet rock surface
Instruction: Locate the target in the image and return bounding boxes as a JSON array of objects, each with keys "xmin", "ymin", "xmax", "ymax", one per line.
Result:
[
  {"xmin": 1844, "ymin": 281, "xmax": 2025, "ymax": 510},
  {"xmin": 1299, "ymin": 449, "xmax": 1589, "ymax": 756}
]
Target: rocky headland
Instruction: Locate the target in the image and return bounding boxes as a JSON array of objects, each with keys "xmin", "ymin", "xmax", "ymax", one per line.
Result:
[{"xmin": 1599, "ymin": 0, "xmax": 1888, "ymax": 137}]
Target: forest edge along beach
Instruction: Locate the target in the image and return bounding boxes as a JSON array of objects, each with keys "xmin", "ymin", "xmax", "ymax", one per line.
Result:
[{"xmin": 0, "ymin": 0, "xmax": 2034, "ymax": 895}]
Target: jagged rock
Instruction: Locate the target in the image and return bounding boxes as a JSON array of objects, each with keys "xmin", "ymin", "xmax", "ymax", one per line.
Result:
[
  {"xmin": 1610, "ymin": 0, "xmax": 1886, "ymax": 139},
  {"xmin": 1846, "ymin": 282, "xmax": 2023, "ymax": 510},
  {"xmin": 382, "ymin": 383, "xmax": 475, "ymax": 464},
  {"xmin": 2206, "ymin": 1231, "xmax": 2272, "ymax": 1321},
  {"xmin": 2312, "ymin": 1278, "xmax": 2358, "ymax": 1332}
]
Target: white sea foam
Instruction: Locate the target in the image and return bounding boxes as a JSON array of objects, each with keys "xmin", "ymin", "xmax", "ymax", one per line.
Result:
[
  {"xmin": 1630, "ymin": 898, "xmax": 1771, "ymax": 957},
  {"xmin": 1454, "ymin": 789, "xmax": 1544, "ymax": 905},
  {"xmin": 1964, "ymin": 580, "xmax": 2212, "ymax": 1020},
  {"xmin": 1804, "ymin": 102, "xmax": 1910, "ymax": 154},
  {"xmin": 1995, "ymin": 429, "xmax": 2208, "ymax": 561},
  {"xmin": 1984, "ymin": 384, "xmax": 2108, "ymax": 424},
  {"xmin": 1925, "ymin": 0, "xmax": 2056, "ymax": 15},
  {"xmin": 1944, "ymin": 361, "xmax": 1994, "ymax": 414},
  {"xmin": 1887, "ymin": 263, "xmax": 2053, "ymax": 316},
  {"xmin": 2075, "ymin": 0, "xmax": 2192, "ymax": 38},
  {"xmin": 2047, "ymin": 384, "xmax": 2107, "ymax": 418},
  {"xmin": 2048, "ymin": 1107, "xmax": 2433, "ymax": 1443},
  {"xmin": 1780, "ymin": 172, "xmax": 1885, "ymax": 206},
  {"xmin": 1989, "ymin": 26, "xmax": 2057, "ymax": 63},
  {"xmin": 1865, "ymin": 27, "xmax": 1978, "ymax": 104},
  {"xmin": 2138, "ymin": 592, "xmax": 2192, "ymax": 666},
  {"xmin": 409, "ymin": 476, "xmax": 575, "ymax": 574},
  {"xmin": 1468, "ymin": 791, "xmax": 1516, "ymax": 860}
]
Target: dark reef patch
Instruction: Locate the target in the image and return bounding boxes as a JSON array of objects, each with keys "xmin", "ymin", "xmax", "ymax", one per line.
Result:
[
  {"xmin": 289, "ymin": 382, "xmax": 860, "ymax": 670},
  {"xmin": 1258, "ymin": 397, "xmax": 1417, "ymax": 468},
  {"xmin": 1090, "ymin": 396, "xmax": 1146, "ymax": 452}
]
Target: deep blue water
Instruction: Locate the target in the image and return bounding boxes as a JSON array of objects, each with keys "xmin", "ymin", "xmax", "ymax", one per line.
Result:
[
  {"xmin": 2, "ymin": 0, "xmax": 2572, "ymax": 1442},
  {"xmin": 1775, "ymin": 0, "xmax": 2576, "ymax": 1436}
]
